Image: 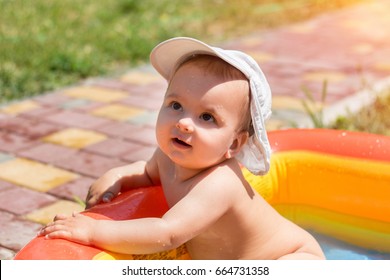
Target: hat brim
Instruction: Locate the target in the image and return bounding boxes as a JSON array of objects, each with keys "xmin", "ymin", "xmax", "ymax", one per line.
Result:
[{"xmin": 150, "ymin": 37, "xmax": 223, "ymax": 80}]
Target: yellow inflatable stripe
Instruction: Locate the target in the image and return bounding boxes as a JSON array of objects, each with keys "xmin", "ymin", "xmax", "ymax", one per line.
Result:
[
  {"xmin": 245, "ymin": 151, "xmax": 390, "ymax": 223},
  {"xmin": 92, "ymin": 244, "xmax": 191, "ymax": 260},
  {"xmin": 275, "ymin": 204, "xmax": 390, "ymax": 253}
]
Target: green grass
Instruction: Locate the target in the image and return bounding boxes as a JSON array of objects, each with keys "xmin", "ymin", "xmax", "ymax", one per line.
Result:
[
  {"xmin": 299, "ymin": 79, "xmax": 390, "ymax": 136},
  {"xmin": 0, "ymin": 0, "xmax": 364, "ymax": 103},
  {"xmin": 330, "ymin": 88, "xmax": 390, "ymax": 136}
]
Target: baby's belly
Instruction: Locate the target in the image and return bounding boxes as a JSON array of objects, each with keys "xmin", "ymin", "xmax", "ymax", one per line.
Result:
[
  {"xmin": 185, "ymin": 219, "xmax": 312, "ymax": 260},
  {"xmin": 185, "ymin": 236, "xmax": 236, "ymax": 260},
  {"xmin": 184, "ymin": 231, "xmax": 266, "ymax": 260}
]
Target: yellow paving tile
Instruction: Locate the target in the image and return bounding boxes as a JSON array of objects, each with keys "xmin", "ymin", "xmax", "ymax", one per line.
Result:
[
  {"xmin": 91, "ymin": 104, "xmax": 145, "ymax": 121},
  {"xmin": 247, "ymin": 51, "xmax": 274, "ymax": 63},
  {"xmin": 24, "ymin": 200, "xmax": 85, "ymax": 225},
  {"xmin": 374, "ymin": 62, "xmax": 390, "ymax": 72},
  {"xmin": 289, "ymin": 23, "xmax": 316, "ymax": 33},
  {"xmin": 272, "ymin": 96, "xmax": 307, "ymax": 111},
  {"xmin": 0, "ymin": 100, "xmax": 40, "ymax": 115},
  {"xmin": 239, "ymin": 37, "xmax": 263, "ymax": 47},
  {"xmin": 0, "ymin": 158, "xmax": 79, "ymax": 192},
  {"xmin": 266, "ymin": 119, "xmax": 286, "ymax": 131},
  {"xmin": 43, "ymin": 128, "xmax": 107, "ymax": 149},
  {"xmin": 341, "ymin": 19, "xmax": 367, "ymax": 31},
  {"xmin": 64, "ymin": 86, "xmax": 128, "ymax": 103},
  {"xmin": 352, "ymin": 43, "xmax": 374, "ymax": 55},
  {"xmin": 303, "ymin": 71, "xmax": 346, "ymax": 83},
  {"xmin": 120, "ymin": 72, "xmax": 161, "ymax": 85}
]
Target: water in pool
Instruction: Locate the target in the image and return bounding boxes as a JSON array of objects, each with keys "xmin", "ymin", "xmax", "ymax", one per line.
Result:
[{"xmin": 310, "ymin": 231, "xmax": 390, "ymax": 260}]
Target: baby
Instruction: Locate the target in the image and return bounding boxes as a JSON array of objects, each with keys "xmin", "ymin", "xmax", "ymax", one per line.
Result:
[{"xmin": 39, "ymin": 37, "xmax": 325, "ymax": 260}]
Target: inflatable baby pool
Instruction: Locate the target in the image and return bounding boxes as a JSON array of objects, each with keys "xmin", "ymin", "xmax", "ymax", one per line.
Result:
[{"xmin": 14, "ymin": 129, "xmax": 390, "ymax": 260}]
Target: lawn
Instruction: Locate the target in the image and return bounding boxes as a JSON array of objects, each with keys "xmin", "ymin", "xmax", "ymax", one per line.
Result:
[
  {"xmin": 0, "ymin": 0, "xmax": 364, "ymax": 103},
  {"xmin": 3, "ymin": 0, "xmax": 388, "ymax": 136}
]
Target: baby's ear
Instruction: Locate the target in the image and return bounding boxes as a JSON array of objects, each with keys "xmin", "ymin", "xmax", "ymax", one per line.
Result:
[{"xmin": 225, "ymin": 131, "xmax": 249, "ymax": 159}]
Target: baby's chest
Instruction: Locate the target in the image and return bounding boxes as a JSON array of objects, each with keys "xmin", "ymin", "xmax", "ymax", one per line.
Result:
[
  {"xmin": 162, "ymin": 184, "xmax": 195, "ymax": 208},
  {"xmin": 159, "ymin": 176, "xmax": 193, "ymax": 208}
]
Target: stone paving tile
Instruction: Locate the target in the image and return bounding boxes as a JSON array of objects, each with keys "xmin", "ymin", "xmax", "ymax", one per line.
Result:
[
  {"xmin": 83, "ymin": 138, "xmax": 144, "ymax": 158},
  {"xmin": 0, "ymin": 185, "xmax": 57, "ymax": 215},
  {"xmin": 121, "ymin": 95, "xmax": 163, "ymax": 111},
  {"xmin": 19, "ymin": 105, "xmax": 62, "ymax": 119},
  {"xmin": 0, "ymin": 116, "xmax": 62, "ymax": 140},
  {"xmin": 0, "ymin": 131, "xmax": 38, "ymax": 153},
  {"xmin": 91, "ymin": 104, "xmax": 145, "ymax": 121},
  {"xmin": 121, "ymin": 145, "xmax": 156, "ymax": 163},
  {"xmin": 0, "ymin": 179, "xmax": 15, "ymax": 192},
  {"xmin": 24, "ymin": 200, "xmax": 84, "ymax": 225},
  {"xmin": 0, "ymin": 153, "xmax": 14, "ymax": 163},
  {"xmin": 95, "ymin": 121, "xmax": 143, "ymax": 139},
  {"xmin": 42, "ymin": 127, "xmax": 107, "ymax": 149},
  {"xmin": 0, "ymin": 100, "xmax": 40, "ymax": 115},
  {"xmin": 120, "ymin": 71, "xmax": 162, "ymax": 85},
  {"xmin": 0, "ymin": 158, "xmax": 79, "ymax": 192},
  {"xmin": 33, "ymin": 91, "xmax": 72, "ymax": 105},
  {"xmin": 128, "ymin": 111, "xmax": 159, "ymax": 127},
  {"xmin": 0, "ymin": 211, "xmax": 42, "ymax": 251},
  {"xmin": 48, "ymin": 176, "xmax": 94, "ymax": 201},
  {"xmin": 44, "ymin": 110, "xmax": 111, "ymax": 129},
  {"xmin": 123, "ymin": 127, "xmax": 157, "ymax": 146},
  {"xmin": 17, "ymin": 142, "xmax": 78, "ymax": 165},
  {"xmin": 0, "ymin": 112, "xmax": 10, "ymax": 121},
  {"xmin": 272, "ymin": 96, "xmax": 307, "ymax": 112},
  {"xmin": 117, "ymin": 80, "xmax": 167, "ymax": 97},
  {"xmin": 60, "ymin": 98, "xmax": 94, "ymax": 110},
  {"xmin": 86, "ymin": 78, "xmax": 138, "ymax": 91},
  {"xmin": 0, "ymin": 247, "xmax": 15, "ymax": 260},
  {"xmin": 54, "ymin": 150, "xmax": 127, "ymax": 178},
  {"xmin": 63, "ymin": 86, "xmax": 129, "ymax": 103}
]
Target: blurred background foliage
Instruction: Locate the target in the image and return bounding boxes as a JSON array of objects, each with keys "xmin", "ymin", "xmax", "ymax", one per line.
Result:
[{"xmin": 0, "ymin": 0, "xmax": 365, "ymax": 103}]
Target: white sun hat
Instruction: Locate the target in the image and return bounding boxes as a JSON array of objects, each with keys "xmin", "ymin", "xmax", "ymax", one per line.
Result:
[{"xmin": 150, "ymin": 37, "xmax": 272, "ymax": 175}]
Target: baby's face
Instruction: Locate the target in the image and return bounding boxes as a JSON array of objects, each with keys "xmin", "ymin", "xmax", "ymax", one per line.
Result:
[{"xmin": 156, "ymin": 62, "xmax": 249, "ymax": 170}]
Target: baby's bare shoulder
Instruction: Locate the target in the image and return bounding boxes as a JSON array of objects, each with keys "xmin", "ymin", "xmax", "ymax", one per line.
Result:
[{"xmin": 194, "ymin": 160, "xmax": 249, "ymax": 196}]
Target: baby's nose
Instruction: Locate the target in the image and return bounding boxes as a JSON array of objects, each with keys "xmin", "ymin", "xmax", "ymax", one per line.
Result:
[{"xmin": 176, "ymin": 118, "xmax": 194, "ymax": 133}]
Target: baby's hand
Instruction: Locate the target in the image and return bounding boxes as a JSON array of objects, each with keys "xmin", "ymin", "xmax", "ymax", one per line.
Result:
[
  {"xmin": 38, "ymin": 213, "xmax": 96, "ymax": 246},
  {"xmin": 85, "ymin": 170, "xmax": 122, "ymax": 209}
]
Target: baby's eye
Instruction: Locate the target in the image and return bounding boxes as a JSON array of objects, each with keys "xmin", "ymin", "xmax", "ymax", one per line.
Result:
[
  {"xmin": 200, "ymin": 113, "xmax": 215, "ymax": 122},
  {"xmin": 170, "ymin": 102, "xmax": 182, "ymax": 111}
]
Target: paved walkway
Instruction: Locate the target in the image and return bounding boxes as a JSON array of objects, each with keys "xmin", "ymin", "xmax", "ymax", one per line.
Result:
[{"xmin": 1, "ymin": 1, "xmax": 389, "ymax": 259}]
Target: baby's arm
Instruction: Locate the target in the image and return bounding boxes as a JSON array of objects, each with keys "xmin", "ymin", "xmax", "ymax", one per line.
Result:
[
  {"xmin": 86, "ymin": 150, "xmax": 160, "ymax": 208},
  {"xmin": 40, "ymin": 166, "xmax": 236, "ymax": 255}
]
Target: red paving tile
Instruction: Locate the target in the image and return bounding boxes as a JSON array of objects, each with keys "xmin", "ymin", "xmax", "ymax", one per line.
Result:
[
  {"xmin": 44, "ymin": 110, "xmax": 111, "ymax": 129},
  {"xmin": 121, "ymin": 145, "xmax": 156, "ymax": 162},
  {"xmin": 17, "ymin": 142, "xmax": 78, "ymax": 165},
  {"xmin": 83, "ymin": 138, "xmax": 145, "ymax": 158},
  {"xmin": 0, "ymin": 116, "xmax": 62, "ymax": 140},
  {"xmin": 33, "ymin": 91, "xmax": 72, "ymax": 105},
  {"xmin": 48, "ymin": 176, "xmax": 94, "ymax": 201},
  {"xmin": 19, "ymin": 105, "xmax": 62, "ymax": 119},
  {"xmin": 0, "ymin": 186, "xmax": 57, "ymax": 215},
  {"xmin": 95, "ymin": 121, "xmax": 142, "ymax": 138},
  {"xmin": 0, "ymin": 180, "xmax": 15, "ymax": 192},
  {"xmin": 124, "ymin": 127, "xmax": 158, "ymax": 146},
  {"xmin": 0, "ymin": 131, "xmax": 38, "ymax": 153},
  {"xmin": 122, "ymin": 95, "xmax": 163, "ymax": 110},
  {"xmin": 54, "ymin": 150, "xmax": 128, "ymax": 178},
  {"xmin": 0, "ymin": 211, "xmax": 42, "ymax": 251}
]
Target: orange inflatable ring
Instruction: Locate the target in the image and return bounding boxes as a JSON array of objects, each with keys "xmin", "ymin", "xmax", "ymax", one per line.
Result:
[{"xmin": 14, "ymin": 129, "xmax": 390, "ymax": 259}]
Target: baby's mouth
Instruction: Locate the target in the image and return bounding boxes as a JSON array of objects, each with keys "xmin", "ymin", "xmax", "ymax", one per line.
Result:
[{"xmin": 173, "ymin": 138, "xmax": 192, "ymax": 148}]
